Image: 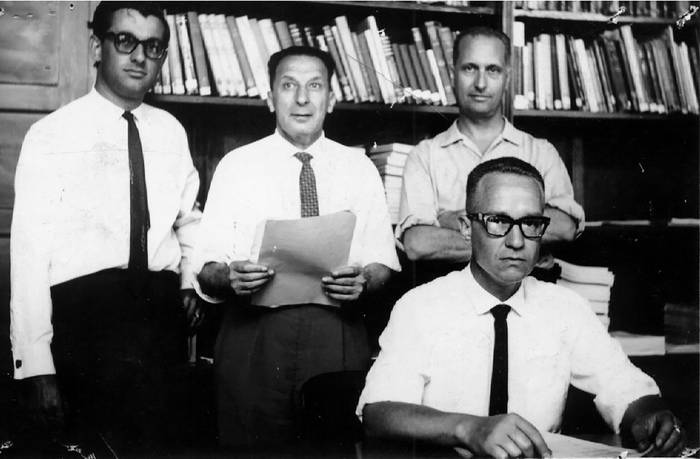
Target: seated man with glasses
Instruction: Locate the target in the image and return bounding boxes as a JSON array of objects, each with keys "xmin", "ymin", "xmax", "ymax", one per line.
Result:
[
  {"xmin": 11, "ymin": 1, "xmax": 201, "ymax": 454},
  {"xmin": 358, "ymin": 157, "xmax": 685, "ymax": 458}
]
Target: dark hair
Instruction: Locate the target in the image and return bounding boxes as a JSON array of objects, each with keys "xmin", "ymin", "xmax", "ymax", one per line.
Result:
[
  {"xmin": 453, "ymin": 26, "xmax": 511, "ymax": 67},
  {"xmin": 90, "ymin": 2, "xmax": 169, "ymax": 44},
  {"xmin": 466, "ymin": 157, "xmax": 544, "ymax": 211},
  {"xmin": 267, "ymin": 46, "xmax": 336, "ymax": 86}
]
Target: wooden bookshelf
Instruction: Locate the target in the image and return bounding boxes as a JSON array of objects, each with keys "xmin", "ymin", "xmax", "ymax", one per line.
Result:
[
  {"xmin": 318, "ymin": 1, "xmax": 496, "ymax": 16},
  {"xmin": 514, "ymin": 8, "xmax": 678, "ymax": 25},
  {"xmin": 513, "ymin": 109, "xmax": 699, "ymax": 121}
]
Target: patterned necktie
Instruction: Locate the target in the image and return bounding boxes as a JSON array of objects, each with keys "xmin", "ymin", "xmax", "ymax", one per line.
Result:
[
  {"xmin": 489, "ymin": 304, "xmax": 511, "ymax": 416},
  {"xmin": 294, "ymin": 152, "xmax": 319, "ymax": 217},
  {"xmin": 122, "ymin": 111, "xmax": 150, "ymax": 294}
]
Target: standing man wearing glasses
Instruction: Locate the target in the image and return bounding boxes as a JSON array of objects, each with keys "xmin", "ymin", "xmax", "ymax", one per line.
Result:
[
  {"xmin": 358, "ymin": 157, "xmax": 685, "ymax": 458},
  {"xmin": 398, "ymin": 27, "xmax": 584, "ymax": 266},
  {"xmin": 10, "ymin": 2, "xmax": 201, "ymax": 453}
]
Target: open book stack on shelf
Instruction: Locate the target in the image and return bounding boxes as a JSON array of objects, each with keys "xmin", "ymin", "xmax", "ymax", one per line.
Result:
[
  {"xmin": 511, "ymin": 19, "xmax": 700, "ymax": 114},
  {"xmin": 153, "ymin": 9, "xmax": 468, "ymax": 107},
  {"xmin": 554, "ymin": 258, "xmax": 615, "ymax": 329},
  {"xmin": 365, "ymin": 143, "xmax": 414, "ymax": 224}
]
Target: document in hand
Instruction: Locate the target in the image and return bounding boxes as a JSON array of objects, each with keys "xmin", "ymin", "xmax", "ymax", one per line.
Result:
[
  {"xmin": 542, "ymin": 432, "xmax": 647, "ymax": 458},
  {"xmin": 251, "ymin": 211, "xmax": 356, "ymax": 308}
]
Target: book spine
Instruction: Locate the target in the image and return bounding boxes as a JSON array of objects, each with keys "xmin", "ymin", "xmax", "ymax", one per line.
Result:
[
  {"xmin": 334, "ymin": 15, "xmax": 369, "ymax": 102},
  {"xmin": 225, "ymin": 16, "xmax": 258, "ymax": 97},
  {"xmin": 555, "ymin": 34, "xmax": 571, "ymax": 110},
  {"xmin": 437, "ymin": 26, "xmax": 455, "ymax": 82},
  {"xmin": 392, "ymin": 43, "xmax": 411, "ymax": 103},
  {"xmin": 323, "ymin": 25, "xmax": 354, "ymax": 102},
  {"xmin": 331, "ymin": 25, "xmax": 359, "ymax": 101},
  {"xmin": 315, "ymin": 34, "xmax": 344, "ymax": 101},
  {"xmin": 236, "ymin": 15, "xmax": 270, "ymax": 99},
  {"xmin": 381, "ymin": 34, "xmax": 401, "ymax": 104},
  {"xmin": 565, "ymin": 36, "xmax": 585, "ymax": 110},
  {"xmin": 303, "ymin": 26, "xmax": 315, "ymax": 48},
  {"xmin": 362, "ymin": 16, "xmax": 394, "ymax": 104},
  {"xmin": 351, "ymin": 32, "xmax": 377, "ymax": 102},
  {"xmin": 399, "ymin": 43, "xmax": 421, "ymax": 103},
  {"xmin": 214, "ymin": 14, "xmax": 246, "ymax": 97},
  {"xmin": 411, "ymin": 27, "xmax": 440, "ymax": 104},
  {"xmin": 249, "ymin": 19, "xmax": 270, "ymax": 71},
  {"xmin": 424, "ymin": 21, "xmax": 456, "ymax": 105},
  {"xmin": 165, "ymin": 15, "xmax": 185, "ymax": 95},
  {"xmin": 524, "ymin": 42, "xmax": 535, "ymax": 109},
  {"xmin": 186, "ymin": 11, "xmax": 212, "ymax": 96},
  {"xmin": 197, "ymin": 15, "xmax": 226, "ymax": 96},
  {"xmin": 620, "ymin": 25, "xmax": 649, "ymax": 112},
  {"xmin": 289, "ymin": 23, "xmax": 304, "ymax": 47},
  {"xmin": 513, "ymin": 22, "xmax": 528, "ymax": 110},
  {"xmin": 259, "ymin": 19, "xmax": 282, "ymax": 56},
  {"xmin": 426, "ymin": 50, "xmax": 447, "ymax": 105},
  {"xmin": 274, "ymin": 21, "xmax": 293, "ymax": 49},
  {"xmin": 208, "ymin": 14, "xmax": 237, "ymax": 96},
  {"xmin": 357, "ymin": 31, "xmax": 384, "ymax": 103},
  {"xmin": 175, "ymin": 14, "xmax": 198, "ymax": 95},
  {"xmin": 160, "ymin": 54, "xmax": 172, "ymax": 94},
  {"xmin": 408, "ymin": 43, "xmax": 431, "ymax": 102}
]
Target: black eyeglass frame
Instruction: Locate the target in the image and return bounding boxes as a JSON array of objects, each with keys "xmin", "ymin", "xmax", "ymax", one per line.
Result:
[
  {"xmin": 467, "ymin": 212, "xmax": 551, "ymax": 239},
  {"xmin": 103, "ymin": 31, "xmax": 167, "ymax": 59}
]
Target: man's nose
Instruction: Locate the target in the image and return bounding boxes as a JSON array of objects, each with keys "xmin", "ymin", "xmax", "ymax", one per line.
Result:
[
  {"xmin": 474, "ymin": 69, "xmax": 487, "ymax": 90},
  {"xmin": 130, "ymin": 43, "xmax": 146, "ymax": 63},
  {"xmin": 505, "ymin": 223, "xmax": 525, "ymax": 249},
  {"xmin": 296, "ymin": 86, "xmax": 309, "ymax": 104}
]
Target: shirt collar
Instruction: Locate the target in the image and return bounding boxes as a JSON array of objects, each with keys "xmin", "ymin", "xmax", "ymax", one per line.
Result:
[
  {"xmin": 464, "ymin": 264, "xmax": 527, "ymax": 317},
  {"xmin": 439, "ymin": 117, "xmax": 523, "ymax": 149},
  {"xmin": 272, "ymin": 129, "xmax": 327, "ymax": 159},
  {"xmin": 87, "ymin": 87, "xmax": 148, "ymax": 124}
]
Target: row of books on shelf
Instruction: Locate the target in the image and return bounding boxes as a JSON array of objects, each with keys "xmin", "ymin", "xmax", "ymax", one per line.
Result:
[
  {"xmin": 152, "ymin": 11, "xmax": 461, "ymax": 106},
  {"xmin": 512, "ymin": 22, "xmax": 700, "ymax": 114},
  {"xmin": 514, "ymin": 0, "xmax": 695, "ymax": 18}
]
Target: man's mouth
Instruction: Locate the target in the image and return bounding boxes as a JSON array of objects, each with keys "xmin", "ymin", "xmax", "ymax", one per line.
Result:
[
  {"xmin": 125, "ymin": 69, "xmax": 147, "ymax": 78},
  {"xmin": 469, "ymin": 94, "xmax": 490, "ymax": 101}
]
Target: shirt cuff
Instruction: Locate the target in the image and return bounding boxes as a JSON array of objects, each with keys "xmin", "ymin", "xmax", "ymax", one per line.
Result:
[
  {"xmin": 13, "ymin": 342, "xmax": 56, "ymax": 379},
  {"xmin": 394, "ymin": 214, "xmax": 439, "ymax": 251}
]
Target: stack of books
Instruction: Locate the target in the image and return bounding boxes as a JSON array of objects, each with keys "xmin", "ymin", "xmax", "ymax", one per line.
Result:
[
  {"xmin": 554, "ymin": 258, "xmax": 615, "ymax": 329},
  {"xmin": 512, "ymin": 21, "xmax": 700, "ymax": 114},
  {"xmin": 153, "ymin": 11, "xmax": 461, "ymax": 106},
  {"xmin": 515, "ymin": 1, "xmax": 693, "ymax": 18},
  {"xmin": 609, "ymin": 331, "xmax": 666, "ymax": 356},
  {"xmin": 365, "ymin": 143, "xmax": 413, "ymax": 224}
]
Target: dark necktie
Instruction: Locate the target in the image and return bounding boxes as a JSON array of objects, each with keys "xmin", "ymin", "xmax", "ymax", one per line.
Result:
[
  {"xmin": 489, "ymin": 304, "xmax": 511, "ymax": 415},
  {"xmin": 122, "ymin": 111, "xmax": 150, "ymax": 294},
  {"xmin": 294, "ymin": 152, "xmax": 319, "ymax": 217}
]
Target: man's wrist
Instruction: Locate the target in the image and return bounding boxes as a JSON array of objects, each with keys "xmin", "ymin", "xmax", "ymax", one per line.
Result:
[
  {"xmin": 620, "ymin": 394, "xmax": 668, "ymax": 440},
  {"xmin": 198, "ymin": 262, "xmax": 232, "ymax": 299}
]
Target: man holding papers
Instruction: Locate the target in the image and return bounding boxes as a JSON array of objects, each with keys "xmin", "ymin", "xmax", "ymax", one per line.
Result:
[
  {"xmin": 193, "ymin": 46, "xmax": 400, "ymax": 447},
  {"xmin": 359, "ymin": 157, "xmax": 684, "ymax": 458}
]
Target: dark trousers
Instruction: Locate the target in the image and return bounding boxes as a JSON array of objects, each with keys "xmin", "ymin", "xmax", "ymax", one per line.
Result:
[
  {"xmin": 215, "ymin": 304, "xmax": 371, "ymax": 448},
  {"xmin": 50, "ymin": 268, "xmax": 185, "ymax": 453}
]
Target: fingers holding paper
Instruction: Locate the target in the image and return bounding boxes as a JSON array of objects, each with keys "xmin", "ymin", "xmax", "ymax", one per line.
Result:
[
  {"xmin": 228, "ymin": 260, "xmax": 275, "ymax": 296},
  {"xmin": 631, "ymin": 409, "xmax": 685, "ymax": 457},
  {"xmin": 322, "ymin": 265, "xmax": 367, "ymax": 302}
]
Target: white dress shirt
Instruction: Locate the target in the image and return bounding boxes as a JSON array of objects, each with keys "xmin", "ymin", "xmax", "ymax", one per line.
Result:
[
  {"xmin": 192, "ymin": 131, "xmax": 401, "ymax": 302},
  {"xmin": 10, "ymin": 89, "xmax": 201, "ymax": 379},
  {"xmin": 396, "ymin": 119, "xmax": 585, "ymax": 243},
  {"xmin": 357, "ymin": 267, "xmax": 660, "ymax": 433}
]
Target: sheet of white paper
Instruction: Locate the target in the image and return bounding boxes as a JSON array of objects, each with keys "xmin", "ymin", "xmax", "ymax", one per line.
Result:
[
  {"xmin": 543, "ymin": 432, "xmax": 636, "ymax": 458},
  {"xmin": 251, "ymin": 211, "xmax": 356, "ymax": 308}
]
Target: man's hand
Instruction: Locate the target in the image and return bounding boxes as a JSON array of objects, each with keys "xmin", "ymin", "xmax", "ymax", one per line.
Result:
[
  {"xmin": 181, "ymin": 289, "xmax": 203, "ymax": 332},
  {"xmin": 24, "ymin": 374, "xmax": 64, "ymax": 434},
  {"xmin": 228, "ymin": 261, "xmax": 274, "ymax": 296},
  {"xmin": 322, "ymin": 265, "xmax": 366, "ymax": 302},
  {"xmin": 456, "ymin": 413, "xmax": 551, "ymax": 459},
  {"xmin": 629, "ymin": 409, "xmax": 685, "ymax": 457},
  {"xmin": 438, "ymin": 210, "xmax": 467, "ymax": 232}
]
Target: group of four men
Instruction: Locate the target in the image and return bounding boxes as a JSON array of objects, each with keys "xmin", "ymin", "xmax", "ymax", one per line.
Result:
[{"xmin": 10, "ymin": 2, "xmax": 685, "ymax": 456}]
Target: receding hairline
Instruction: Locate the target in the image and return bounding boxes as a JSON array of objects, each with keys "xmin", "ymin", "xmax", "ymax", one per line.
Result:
[{"xmin": 467, "ymin": 171, "xmax": 545, "ymax": 212}]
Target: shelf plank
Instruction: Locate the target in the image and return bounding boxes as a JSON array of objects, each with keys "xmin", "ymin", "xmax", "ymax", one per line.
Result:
[
  {"xmin": 147, "ymin": 94, "xmax": 459, "ymax": 115},
  {"xmin": 514, "ymin": 109, "xmax": 698, "ymax": 120},
  {"xmin": 315, "ymin": 1, "xmax": 495, "ymax": 15},
  {"xmin": 514, "ymin": 8, "xmax": 677, "ymax": 24}
]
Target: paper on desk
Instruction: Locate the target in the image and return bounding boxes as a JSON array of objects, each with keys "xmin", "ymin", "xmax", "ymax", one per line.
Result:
[
  {"xmin": 543, "ymin": 432, "xmax": 646, "ymax": 458},
  {"xmin": 251, "ymin": 211, "xmax": 356, "ymax": 308}
]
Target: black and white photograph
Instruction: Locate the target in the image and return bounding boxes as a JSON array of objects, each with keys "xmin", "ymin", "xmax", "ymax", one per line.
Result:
[{"xmin": 0, "ymin": 1, "xmax": 698, "ymax": 457}]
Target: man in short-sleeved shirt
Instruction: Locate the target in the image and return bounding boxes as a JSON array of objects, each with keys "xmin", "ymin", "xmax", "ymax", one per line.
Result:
[{"xmin": 398, "ymin": 27, "xmax": 584, "ymax": 265}]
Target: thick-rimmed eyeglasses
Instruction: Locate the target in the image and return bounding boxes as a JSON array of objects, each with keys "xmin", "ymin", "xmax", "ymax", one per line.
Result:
[
  {"xmin": 104, "ymin": 32, "xmax": 167, "ymax": 59},
  {"xmin": 467, "ymin": 213, "xmax": 550, "ymax": 239}
]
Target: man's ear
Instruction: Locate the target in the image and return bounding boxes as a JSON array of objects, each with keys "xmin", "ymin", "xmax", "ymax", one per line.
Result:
[
  {"xmin": 326, "ymin": 90, "xmax": 336, "ymax": 114},
  {"xmin": 266, "ymin": 91, "xmax": 275, "ymax": 113},
  {"xmin": 458, "ymin": 215, "xmax": 471, "ymax": 241},
  {"xmin": 90, "ymin": 34, "xmax": 102, "ymax": 66}
]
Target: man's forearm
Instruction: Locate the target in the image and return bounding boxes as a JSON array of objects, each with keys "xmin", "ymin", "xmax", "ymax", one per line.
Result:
[
  {"xmin": 542, "ymin": 206, "xmax": 577, "ymax": 242},
  {"xmin": 363, "ymin": 401, "xmax": 472, "ymax": 446},
  {"xmin": 402, "ymin": 225, "xmax": 471, "ymax": 263},
  {"xmin": 363, "ymin": 263, "xmax": 393, "ymax": 294},
  {"xmin": 197, "ymin": 262, "xmax": 231, "ymax": 298}
]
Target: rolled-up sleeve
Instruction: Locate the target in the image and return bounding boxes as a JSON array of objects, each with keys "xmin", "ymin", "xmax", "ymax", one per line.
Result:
[
  {"xmin": 10, "ymin": 125, "xmax": 57, "ymax": 379},
  {"xmin": 569, "ymin": 302, "xmax": 660, "ymax": 433},
  {"xmin": 535, "ymin": 140, "xmax": 585, "ymax": 235},
  {"xmin": 357, "ymin": 291, "xmax": 430, "ymax": 420},
  {"xmin": 395, "ymin": 140, "xmax": 440, "ymax": 245}
]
